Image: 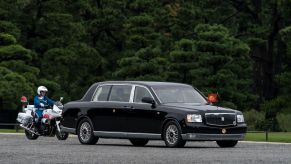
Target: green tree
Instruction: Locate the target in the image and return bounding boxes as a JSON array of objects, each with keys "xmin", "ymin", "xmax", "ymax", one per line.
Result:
[
  {"xmin": 114, "ymin": 5, "xmax": 168, "ymax": 80},
  {"xmin": 261, "ymin": 26, "xmax": 291, "ymax": 131},
  {"xmin": 190, "ymin": 24, "xmax": 256, "ymax": 110},
  {"xmin": 0, "ymin": 33, "xmax": 37, "ymax": 110},
  {"xmin": 41, "ymin": 43, "xmax": 104, "ymax": 100},
  {"xmin": 167, "ymin": 39, "xmax": 196, "ymax": 84}
]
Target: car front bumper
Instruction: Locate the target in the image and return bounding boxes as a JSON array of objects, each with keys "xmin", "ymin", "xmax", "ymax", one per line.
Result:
[
  {"xmin": 182, "ymin": 133, "xmax": 245, "ymax": 141},
  {"xmin": 181, "ymin": 123, "xmax": 247, "ymax": 141}
]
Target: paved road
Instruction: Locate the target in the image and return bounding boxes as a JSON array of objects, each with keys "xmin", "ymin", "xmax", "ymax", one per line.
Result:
[{"xmin": 0, "ymin": 133, "xmax": 290, "ymax": 164}]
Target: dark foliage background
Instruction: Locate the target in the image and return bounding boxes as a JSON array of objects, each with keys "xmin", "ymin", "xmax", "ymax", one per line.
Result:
[{"xmin": 1, "ymin": 0, "xmax": 291, "ymax": 131}]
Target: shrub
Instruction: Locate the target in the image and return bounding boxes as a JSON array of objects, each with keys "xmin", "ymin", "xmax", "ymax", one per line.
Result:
[
  {"xmin": 243, "ymin": 109, "xmax": 265, "ymax": 131},
  {"xmin": 277, "ymin": 113, "xmax": 291, "ymax": 132}
]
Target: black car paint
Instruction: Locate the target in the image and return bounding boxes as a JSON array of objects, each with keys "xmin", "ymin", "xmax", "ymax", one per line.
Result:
[{"xmin": 61, "ymin": 81, "xmax": 247, "ymax": 140}]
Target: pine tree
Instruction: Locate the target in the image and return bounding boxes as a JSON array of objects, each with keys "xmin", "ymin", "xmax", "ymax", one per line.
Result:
[
  {"xmin": 190, "ymin": 24, "xmax": 257, "ymax": 110},
  {"xmin": 0, "ymin": 32, "xmax": 37, "ymax": 110},
  {"xmin": 114, "ymin": 1, "xmax": 168, "ymax": 80}
]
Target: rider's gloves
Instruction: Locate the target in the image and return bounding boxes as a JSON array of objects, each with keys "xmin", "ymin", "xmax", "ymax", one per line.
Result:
[{"xmin": 40, "ymin": 103, "xmax": 44, "ymax": 107}]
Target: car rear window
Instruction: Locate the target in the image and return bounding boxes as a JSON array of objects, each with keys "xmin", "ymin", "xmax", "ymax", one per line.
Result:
[{"xmin": 92, "ymin": 85, "xmax": 111, "ymax": 101}]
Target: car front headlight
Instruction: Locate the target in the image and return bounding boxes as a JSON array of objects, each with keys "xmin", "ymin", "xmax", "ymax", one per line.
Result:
[
  {"xmin": 186, "ymin": 114, "xmax": 202, "ymax": 123},
  {"xmin": 236, "ymin": 114, "xmax": 245, "ymax": 123}
]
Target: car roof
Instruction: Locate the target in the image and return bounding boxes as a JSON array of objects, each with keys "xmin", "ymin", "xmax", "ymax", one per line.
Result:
[{"xmin": 96, "ymin": 81, "xmax": 191, "ymax": 87}]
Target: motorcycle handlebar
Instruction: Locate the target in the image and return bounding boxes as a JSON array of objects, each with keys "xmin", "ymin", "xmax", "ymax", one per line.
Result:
[{"xmin": 43, "ymin": 105, "xmax": 51, "ymax": 109}]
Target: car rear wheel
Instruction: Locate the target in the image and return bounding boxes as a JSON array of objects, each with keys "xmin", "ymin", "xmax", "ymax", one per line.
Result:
[
  {"xmin": 216, "ymin": 140, "xmax": 238, "ymax": 148},
  {"xmin": 129, "ymin": 139, "xmax": 149, "ymax": 147},
  {"xmin": 163, "ymin": 121, "xmax": 186, "ymax": 148},
  {"xmin": 77, "ymin": 118, "xmax": 98, "ymax": 145}
]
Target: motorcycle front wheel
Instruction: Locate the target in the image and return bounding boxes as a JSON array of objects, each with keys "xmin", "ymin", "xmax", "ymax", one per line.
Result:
[
  {"xmin": 25, "ymin": 129, "xmax": 39, "ymax": 140},
  {"xmin": 56, "ymin": 131, "xmax": 69, "ymax": 140}
]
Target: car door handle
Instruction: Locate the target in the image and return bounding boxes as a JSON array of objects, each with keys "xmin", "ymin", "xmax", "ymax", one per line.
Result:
[{"xmin": 123, "ymin": 106, "xmax": 134, "ymax": 109}]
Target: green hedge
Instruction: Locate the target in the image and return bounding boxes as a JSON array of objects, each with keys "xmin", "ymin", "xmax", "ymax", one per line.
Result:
[
  {"xmin": 277, "ymin": 113, "xmax": 291, "ymax": 132},
  {"xmin": 244, "ymin": 110, "xmax": 291, "ymax": 132},
  {"xmin": 243, "ymin": 109, "xmax": 265, "ymax": 131}
]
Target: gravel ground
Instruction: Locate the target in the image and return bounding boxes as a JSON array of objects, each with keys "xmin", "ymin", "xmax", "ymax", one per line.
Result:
[{"xmin": 0, "ymin": 133, "xmax": 290, "ymax": 164}]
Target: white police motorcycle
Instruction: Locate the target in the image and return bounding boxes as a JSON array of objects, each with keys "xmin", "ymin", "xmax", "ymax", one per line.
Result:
[{"xmin": 16, "ymin": 97, "xmax": 68, "ymax": 140}]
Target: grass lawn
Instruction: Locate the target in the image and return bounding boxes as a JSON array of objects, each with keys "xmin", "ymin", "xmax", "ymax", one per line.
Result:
[
  {"xmin": 0, "ymin": 129, "xmax": 24, "ymax": 133},
  {"xmin": 245, "ymin": 132, "xmax": 291, "ymax": 143}
]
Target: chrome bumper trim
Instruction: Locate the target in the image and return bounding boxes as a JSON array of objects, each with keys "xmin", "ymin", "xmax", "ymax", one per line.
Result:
[
  {"xmin": 182, "ymin": 133, "xmax": 246, "ymax": 141},
  {"xmin": 93, "ymin": 131, "xmax": 161, "ymax": 139}
]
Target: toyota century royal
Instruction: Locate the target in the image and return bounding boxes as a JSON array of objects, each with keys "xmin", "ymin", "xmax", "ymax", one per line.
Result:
[{"xmin": 61, "ymin": 81, "xmax": 247, "ymax": 148}]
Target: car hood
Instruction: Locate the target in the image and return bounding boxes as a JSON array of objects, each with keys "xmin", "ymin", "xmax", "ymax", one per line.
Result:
[{"xmin": 162, "ymin": 103, "xmax": 239, "ymax": 114}]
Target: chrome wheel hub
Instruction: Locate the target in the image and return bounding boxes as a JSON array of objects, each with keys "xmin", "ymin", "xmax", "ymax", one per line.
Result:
[
  {"xmin": 166, "ymin": 125, "xmax": 178, "ymax": 145},
  {"xmin": 80, "ymin": 122, "xmax": 91, "ymax": 142}
]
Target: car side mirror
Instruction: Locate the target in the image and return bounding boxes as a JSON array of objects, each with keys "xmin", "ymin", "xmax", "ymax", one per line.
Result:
[
  {"xmin": 141, "ymin": 97, "xmax": 156, "ymax": 107},
  {"xmin": 208, "ymin": 93, "xmax": 218, "ymax": 103}
]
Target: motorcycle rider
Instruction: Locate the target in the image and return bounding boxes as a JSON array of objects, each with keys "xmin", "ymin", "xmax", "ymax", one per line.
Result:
[{"xmin": 34, "ymin": 86, "xmax": 55, "ymax": 130}]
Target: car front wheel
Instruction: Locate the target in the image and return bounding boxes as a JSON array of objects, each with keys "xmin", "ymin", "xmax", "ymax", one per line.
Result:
[
  {"xmin": 216, "ymin": 140, "xmax": 238, "ymax": 148},
  {"xmin": 163, "ymin": 121, "xmax": 186, "ymax": 148},
  {"xmin": 77, "ymin": 118, "xmax": 98, "ymax": 145}
]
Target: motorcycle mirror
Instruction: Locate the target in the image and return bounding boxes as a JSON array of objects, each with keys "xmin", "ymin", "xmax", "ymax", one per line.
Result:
[{"xmin": 60, "ymin": 97, "xmax": 63, "ymax": 102}]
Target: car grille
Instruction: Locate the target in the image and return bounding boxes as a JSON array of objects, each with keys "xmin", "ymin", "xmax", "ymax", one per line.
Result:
[{"xmin": 205, "ymin": 113, "xmax": 236, "ymax": 126}]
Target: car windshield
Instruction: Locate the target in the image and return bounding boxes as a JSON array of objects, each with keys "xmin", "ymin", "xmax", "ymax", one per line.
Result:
[{"xmin": 152, "ymin": 85, "xmax": 207, "ymax": 104}]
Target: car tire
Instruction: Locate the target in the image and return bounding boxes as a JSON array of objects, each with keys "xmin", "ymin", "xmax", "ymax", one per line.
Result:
[
  {"xmin": 77, "ymin": 118, "xmax": 98, "ymax": 145},
  {"xmin": 163, "ymin": 121, "xmax": 186, "ymax": 148},
  {"xmin": 129, "ymin": 139, "xmax": 149, "ymax": 147},
  {"xmin": 216, "ymin": 140, "xmax": 238, "ymax": 148}
]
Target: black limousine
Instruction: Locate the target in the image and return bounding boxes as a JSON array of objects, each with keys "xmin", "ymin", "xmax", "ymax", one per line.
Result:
[{"xmin": 61, "ymin": 81, "xmax": 247, "ymax": 148}]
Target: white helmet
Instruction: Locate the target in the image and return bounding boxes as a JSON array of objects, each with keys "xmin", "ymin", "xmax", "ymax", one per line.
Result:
[{"xmin": 37, "ymin": 86, "xmax": 48, "ymax": 95}]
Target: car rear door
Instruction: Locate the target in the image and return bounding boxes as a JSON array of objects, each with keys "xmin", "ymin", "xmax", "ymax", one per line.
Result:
[
  {"xmin": 106, "ymin": 84, "xmax": 133, "ymax": 132},
  {"xmin": 88, "ymin": 85, "xmax": 122, "ymax": 131}
]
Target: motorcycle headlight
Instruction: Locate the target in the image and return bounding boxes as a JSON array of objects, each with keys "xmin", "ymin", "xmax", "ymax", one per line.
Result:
[
  {"xmin": 186, "ymin": 114, "xmax": 202, "ymax": 123},
  {"xmin": 236, "ymin": 114, "xmax": 245, "ymax": 123}
]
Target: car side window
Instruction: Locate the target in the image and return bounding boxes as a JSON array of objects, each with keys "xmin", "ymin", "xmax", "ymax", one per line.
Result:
[
  {"xmin": 108, "ymin": 85, "xmax": 132, "ymax": 102},
  {"xmin": 92, "ymin": 85, "xmax": 111, "ymax": 101},
  {"xmin": 134, "ymin": 86, "xmax": 153, "ymax": 103}
]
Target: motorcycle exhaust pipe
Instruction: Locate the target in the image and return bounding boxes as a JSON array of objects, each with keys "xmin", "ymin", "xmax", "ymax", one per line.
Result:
[{"xmin": 19, "ymin": 124, "xmax": 39, "ymax": 136}]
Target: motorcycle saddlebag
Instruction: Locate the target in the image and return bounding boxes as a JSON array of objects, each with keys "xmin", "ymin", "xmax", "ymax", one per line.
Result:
[{"xmin": 16, "ymin": 112, "xmax": 32, "ymax": 125}]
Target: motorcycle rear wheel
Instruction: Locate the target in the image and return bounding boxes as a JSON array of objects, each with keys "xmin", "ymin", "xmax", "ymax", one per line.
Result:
[{"xmin": 25, "ymin": 129, "xmax": 39, "ymax": 140}]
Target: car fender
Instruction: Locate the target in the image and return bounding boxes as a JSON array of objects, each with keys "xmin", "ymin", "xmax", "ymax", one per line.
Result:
[
  {"xmin": 76, "ymin": 115, "xmax": 95, "ymax": 132},
  {"xmin": 161, "ymin": 117, "xmax": 184, "ymax": 139}
]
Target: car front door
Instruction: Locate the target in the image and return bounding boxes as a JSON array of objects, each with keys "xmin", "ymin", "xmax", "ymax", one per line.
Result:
[{"xmin": 123, "ymin": 86, "xmax": 165, "ymax": 134}]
